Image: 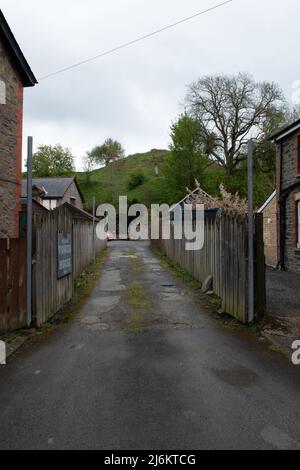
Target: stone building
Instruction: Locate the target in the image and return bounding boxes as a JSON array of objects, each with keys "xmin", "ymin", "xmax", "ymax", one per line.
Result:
[
  {"xmin": 270, "ymin": 119, "xmax": 300, "ymax": 273},
  {"xmin": 258, "ymin": 191, "xmax": 277, "ymax": 268},
  {"xmin": 0, "ymin": 10, "xmax": 37, "ymax": 238},
  {"xmin": 22, "ymin": 178, "xmax": 85, "ymax": 211}
]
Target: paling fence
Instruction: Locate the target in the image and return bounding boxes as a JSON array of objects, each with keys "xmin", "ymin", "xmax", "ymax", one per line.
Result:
[
  {"xmin": 156, "ymin": 210, "xmax": 265, "ymax": 324},
  {"xmin": 33, "ymin": 205, "xmax": 106, "ymax": 327},
  {"xmin": 73, "ymin": 220, "xmax": 104, "ymax": 278}
]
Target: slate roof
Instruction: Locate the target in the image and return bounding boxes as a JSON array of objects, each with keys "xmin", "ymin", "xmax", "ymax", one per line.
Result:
[
  {"xmin": 22, "ymin": 178, "xmax": 85, "ymax": 202},
  {"xmin": 269, "ymin": 118, "xmax": 300, "ymax": 143},
  {"xmin": 0, "ymin": 10, "xmax": 37, "ymax": 87}
]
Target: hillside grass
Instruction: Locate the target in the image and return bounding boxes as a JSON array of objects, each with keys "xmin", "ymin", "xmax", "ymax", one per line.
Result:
[{"xmin": 76, "ymin": 149, "xmax": 171, "ymax": 209}]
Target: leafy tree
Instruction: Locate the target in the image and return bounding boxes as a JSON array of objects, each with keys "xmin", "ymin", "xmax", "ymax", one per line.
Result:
[
  {"xmin": 82, "ymin": 151, "xmax": 95, "ymax": 183},
  {"xmin": 90, "ymin": 138, "xmax": 125, "ymax": 167},
  {"xmin": 32, "ymin": 144, "xmax": 75, "ymax": 176},
  {"xmin": 163, "ymin": 113, "xmax": 210, "ymax": 201},
  {"xmin": 186, "ymin": 73, "xmax": 284, "ymax": 176}
]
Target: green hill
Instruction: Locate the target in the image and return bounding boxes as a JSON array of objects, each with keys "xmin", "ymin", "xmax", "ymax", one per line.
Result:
[{"xmin": 76, "ymin": 149, "xmax": 171, "ymax": 210}]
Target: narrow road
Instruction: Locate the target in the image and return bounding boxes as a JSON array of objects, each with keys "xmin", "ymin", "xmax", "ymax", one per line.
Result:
[{"xmin": 0, "ymin": 241, "xmax": 300, "ymax": 450}]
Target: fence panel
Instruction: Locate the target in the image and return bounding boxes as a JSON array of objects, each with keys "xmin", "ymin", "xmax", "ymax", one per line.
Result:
[
  {"xmin": 72, "ymin": 221, "xmax": 106, "ymax": 278},
  {"xmin": 157, "ymin": 211, "xmax": 264, "ymax": 323},
  {"xmin": 0, "ymin": 238, "xmax": 27, "ymax": 333},
  {"xmin": 34, "ymin": 206, "xmax": 73, "ymax": 326},
  {"xmin": 33, "ymin": 206, "xmax": 106, "ymax": 327}
]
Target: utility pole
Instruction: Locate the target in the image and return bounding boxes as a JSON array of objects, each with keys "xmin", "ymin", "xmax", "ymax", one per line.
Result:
[
  {"xmin": 26, "ymin": 137, "xmax": 33, "ymax": 328},
  {"xmin": 247, "ymin": 139, "xmax": 254, "ymax": 324}
]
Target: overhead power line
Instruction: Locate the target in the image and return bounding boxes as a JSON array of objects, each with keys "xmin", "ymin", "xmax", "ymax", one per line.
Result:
[{"xmin": 38, "ymin": 0, "xmax": 234, "ymax": 81}]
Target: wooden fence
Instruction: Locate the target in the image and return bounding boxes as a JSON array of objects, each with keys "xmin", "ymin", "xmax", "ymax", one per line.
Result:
[
  {"xmin": 157, "ymin": 210, "xmax": 265, "ymax": 323},
  {"xmin": 33, "ymin": 205, "xmax": 106, "ymax": 327},
  {"xmin": 0, "ymin": 239, "xmax": 27, "ymax": 333},
  {"xmin": 73, "ymin": 220, "xmax": 105, "ymax": 278}
]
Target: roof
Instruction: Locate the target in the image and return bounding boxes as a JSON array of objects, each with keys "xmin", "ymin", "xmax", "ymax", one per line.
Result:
[
  {"xmin": 22, "ymin": 177, "xmax": 85, "ymax": 202},
  {"xmin": 0, "ymin": 10, "xmax": 37, "ymax": 87},
  {"xmin": 20, "ymin": 198, "xmax": 49, "ymax": 214},
  {"xmin": 269, "ymin": 118, "xmax": 300, "ymax": 143},
  {"xmin": 257, "ymin": 191, "xmax": 276, "ymax": 213},
  {"xmin": 63, "ymin": 202, "xmax": 97, "ymax": 222}
]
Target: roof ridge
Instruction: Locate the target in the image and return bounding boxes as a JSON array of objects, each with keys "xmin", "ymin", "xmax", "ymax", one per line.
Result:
[{"xmin": 0, "ymin": 9, "xmax": 37, "ymax": 87}]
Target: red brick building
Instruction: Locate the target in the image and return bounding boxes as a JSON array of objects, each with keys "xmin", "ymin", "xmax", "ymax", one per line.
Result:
[
  {"xmin": 271, "ymin": 119, "xmax": 300, "ymax": 273},
  {"xmin": 0, "ymin": 10, "xmax": 37, "ymax": 238}
]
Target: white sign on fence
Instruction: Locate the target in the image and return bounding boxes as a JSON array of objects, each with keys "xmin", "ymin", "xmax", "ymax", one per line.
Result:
[
  {"xmin": 57, "ymin": 232, "xmax": 72, "ymax": 279},
  {"xmin": 0, "ymin": 341, "xmax": 6, "ymax": 365}
]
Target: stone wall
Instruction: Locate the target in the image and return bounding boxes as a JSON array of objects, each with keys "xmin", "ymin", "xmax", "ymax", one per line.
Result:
[
  {"xmin": 279, "ymin": 134, "xmax": 300, "ymax": 273},
  {"xmin": 281, "ymin": 135, "xmax": 299, "ymax": 193},
  {"xmin": 284, "ymin": 189, "xmax": 300, "ymax": 272},
  {"xmin": 0, "ymin": 37, "xmax": 23, "ymax": 238}
]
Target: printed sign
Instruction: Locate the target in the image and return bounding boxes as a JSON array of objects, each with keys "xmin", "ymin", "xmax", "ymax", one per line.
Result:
[{"xmin": 57, "ymin": 232, "xmax": 72, "ymax": 279}]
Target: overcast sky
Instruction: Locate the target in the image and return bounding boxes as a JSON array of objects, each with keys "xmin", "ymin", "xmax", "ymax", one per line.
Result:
[{"xmin": 1, "ymin": 0, "xmax": 300, "ymax": 169}]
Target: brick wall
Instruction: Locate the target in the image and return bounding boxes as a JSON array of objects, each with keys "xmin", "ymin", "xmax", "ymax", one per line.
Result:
[
  {"xmin": 280, "ymin": 134, "xmax": 300, "ymax": 273},
  {"xmin": 281, "ymin": 135, "xmax": 299, "ymax": 192},
  {"xmin": 262, "ymin": 196, "xmax": 277, "ymax": 267},
  {"xmin": 0, "ymin": 37, "xmax": 23, "ymax": 238}
]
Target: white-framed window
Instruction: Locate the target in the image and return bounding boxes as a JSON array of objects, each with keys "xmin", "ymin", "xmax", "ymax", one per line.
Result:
[{"xmin": 0, "ymin": 79, "xmax": 6, "ymax": 104}]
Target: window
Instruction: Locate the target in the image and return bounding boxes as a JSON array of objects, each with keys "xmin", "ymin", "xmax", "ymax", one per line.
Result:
[
  {"xmin": 0, "ymin": 79, "xmax": 6, "ymax": 104},
  {"xmin": 70, "ymin": 197, "xmax": 76, "ymax": 206}
]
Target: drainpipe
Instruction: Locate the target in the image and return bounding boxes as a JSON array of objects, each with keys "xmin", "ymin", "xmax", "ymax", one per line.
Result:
[
  {"xmin": 279, "ymin": 194, "xmax": 286, "ymax": 270},
  {"xmin": 26, "ymin": 137, "xmax": 33, "ymax": 328},
  {"xmin": 278, "ymin": 141, "xmax": 284, "ymax": 270}
]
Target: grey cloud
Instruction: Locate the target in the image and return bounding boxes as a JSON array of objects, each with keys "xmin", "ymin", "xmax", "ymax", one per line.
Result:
[{"xmin": 1, "ymin": 0, "xmax": 299, "ymax": 167}]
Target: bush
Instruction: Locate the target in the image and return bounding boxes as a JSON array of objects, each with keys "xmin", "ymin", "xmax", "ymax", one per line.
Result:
[{"xmin": 127, "ymin": 171, "xmax": 146, "ymax": 191}]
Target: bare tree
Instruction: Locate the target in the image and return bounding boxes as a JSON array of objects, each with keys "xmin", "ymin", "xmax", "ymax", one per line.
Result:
[{"xmin": 186, "ymin": 73, "xmax": 283, "ymax": 175}]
